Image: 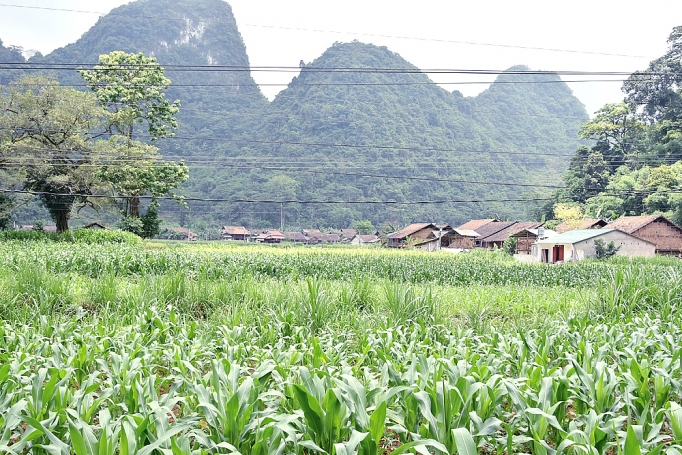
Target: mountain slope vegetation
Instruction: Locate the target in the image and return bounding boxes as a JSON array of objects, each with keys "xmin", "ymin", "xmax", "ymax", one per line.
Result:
[{"xmin": 0, "ymin": 0, "xmax": 588, "ymax": 229}]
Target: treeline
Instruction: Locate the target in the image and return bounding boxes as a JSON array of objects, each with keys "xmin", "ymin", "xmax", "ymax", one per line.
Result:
[{"xmin": 548, "ymin": 26, "xmax": 682, "ymax": 224}]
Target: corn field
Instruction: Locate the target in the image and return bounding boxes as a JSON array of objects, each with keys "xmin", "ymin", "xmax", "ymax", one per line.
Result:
[{"xmin": 1, "ymin": 241, "xmax": 682, "ymax": 454}]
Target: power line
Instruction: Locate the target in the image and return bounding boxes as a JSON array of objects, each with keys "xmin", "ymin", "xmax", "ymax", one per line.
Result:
[
  {"xmin": 0, "ymin": 79, "xmax": 647, "ymax": 88},
  {"xmin": 0, "ymin": 188, "xmax": 556, "ymax": 204},
  {"xmin": 1, "ymin": 62, "xmax": 675, "ymax": 77},
  {"xmin": 0, "ymin": 3, "xmax": 656, "ymax": 59},
  {"xmin": 0, "ymin": 129, "xmax": 580, "ymax": 157}
]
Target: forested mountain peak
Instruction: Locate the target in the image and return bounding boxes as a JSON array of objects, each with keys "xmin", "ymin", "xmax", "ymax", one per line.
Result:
[{"xmin": 32, "ymin": 0, "xmax": 247, "ymax": 66}]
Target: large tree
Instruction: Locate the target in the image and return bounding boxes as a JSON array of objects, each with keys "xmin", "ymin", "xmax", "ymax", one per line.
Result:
[
  {"xmin": 79, "ymin": 51, "xmax": 180, "ymax": 141},
  {"xmin": 79, "ymin": 52, "xmax": 185, "ymax": 218},
  {"xmin": 0, "ymin": 75, "xmax": 107, "ymax": 232}
]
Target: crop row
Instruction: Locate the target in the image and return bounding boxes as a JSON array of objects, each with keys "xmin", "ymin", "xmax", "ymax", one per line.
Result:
[
  {"xmin": 2, "ymin": 241, "xmax": 682, "ymax": 287},
  {"xmin": 1, "ymin": 307, "xmax": 682, "ymax": 454}
]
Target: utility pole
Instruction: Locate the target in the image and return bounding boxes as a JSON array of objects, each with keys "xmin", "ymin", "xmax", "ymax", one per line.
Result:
[{"xmin": 280, "ymin": 202, "xmax": 284, "ymax": 232}]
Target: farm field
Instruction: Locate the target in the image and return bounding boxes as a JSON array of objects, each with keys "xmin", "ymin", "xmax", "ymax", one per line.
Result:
[{"xmin": 1, "ymin": 239, "xmax": 682, "ymax": 454}]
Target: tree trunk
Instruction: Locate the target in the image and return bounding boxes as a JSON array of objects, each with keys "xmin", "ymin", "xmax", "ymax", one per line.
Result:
[
  {"xmin": 129, "ymin": 196, "xmax": 140, "ymax": 218},
  {"xmin": 55, "ymin": 210, "xmax": 69, "ymax": 233}
]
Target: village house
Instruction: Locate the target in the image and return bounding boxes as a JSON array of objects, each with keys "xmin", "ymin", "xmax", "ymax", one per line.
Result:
[
  {"xmin": 555, "ymin": 219, "xmax": 607, "ymax": 234},
  {"xmin": 222, "ymin": 226, "xmax": 250, "ymax": 241},
  {"xmin": 350, "ymin": 234, "xmax": 381, "ymax": 246},
  {"xmin": 282, "ymin": 231, "xmax": 309, "ymax": 243},
  {"xmin": 478, "ymin": 222, "xmax": 544, "ymax": 250},
  {"xmin": 255, "ymin": 230, "xmax": 286, "ymax": 244},
  {"xmin": 386, "ymin": 223, "xmax": 440, "ymax": 248},
  {"xmin": 604, "ymin": 215, "xmax": 682, "ymax": 255},
  {"xmin": 511, "ymin": 228, "xmax": 557, "ymax": 254},
  {"xmin": 166, "ymin": 227, "xmax": 197, "ymax": 241},
  {"xmin": 534, "ymin": 229, "xmax": 655, "ymax": 263},
  {"xmin": 473, "ymin": 221, "xmax": 518, "ymax": 248},
  {"xmin": 439, "ymin": 229, "xmax": 480, "ymax": 250}
]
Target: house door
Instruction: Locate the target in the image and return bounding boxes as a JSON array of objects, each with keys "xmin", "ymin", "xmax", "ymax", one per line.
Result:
[
  {"xmin": 552, "ymin": 245, "xmax": 564, "ymax": 263},
  {"xmin": 541, "ymin": 249, "xmax": 549, "ymax": 263}
]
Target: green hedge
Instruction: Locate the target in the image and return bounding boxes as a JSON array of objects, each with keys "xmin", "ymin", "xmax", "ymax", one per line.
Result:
[{"xmin": 0, "ymin": 229, "xmax": 141, "ymax": 245}]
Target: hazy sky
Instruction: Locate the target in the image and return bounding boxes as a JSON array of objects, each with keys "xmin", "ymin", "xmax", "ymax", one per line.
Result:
[{"xmin": 1, "ymin": 0, "xmax": 681, "ymax": 116}]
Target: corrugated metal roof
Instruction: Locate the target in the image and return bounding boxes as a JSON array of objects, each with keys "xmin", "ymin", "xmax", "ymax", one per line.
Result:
[
  {"xmin": 481, "ymin": 222, "xmax": 543, "ymax": 243},
  {"xmin": 457, "ymin": 219, "xmax": 497, "ymax": 231},
  {"xmin": 475, "ymin": 221, "xmax": 518, "ymax": 239},
  {"xmin": 536, "ymin": 229, "xmax": 617, "ymax": 244},
  {"xmin": 605, "ymin": 215, "xmax": 668, "ymax": 233},
  {"xmin": 386, "ymin": 223, "xmax": 436, "ymax": 239},
  {"xmin": 452, "ymin": 229, "xmax": 480, "ymax": 237},
  {"xmin": 512, "ymin": 228, "xmax": 558, "ymax": 238},
  {"xmin": 222, "ymin": 226, "xmax": 250, "ymax": 235},
  {"xmin": 555, "ymin": 219, "xmax": 606, "ymax": 233}
]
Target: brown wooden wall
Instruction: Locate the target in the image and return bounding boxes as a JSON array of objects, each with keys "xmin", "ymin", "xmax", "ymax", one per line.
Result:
[
  {"xmin": 514, "ymin": 236, "xmax": 537, "ymax": 254},
  {"xmin": 633, "ymin": 221, "xmax": 682, "ymax": 253}
]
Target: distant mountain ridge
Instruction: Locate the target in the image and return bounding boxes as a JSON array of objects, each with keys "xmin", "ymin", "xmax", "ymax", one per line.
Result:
[{"xmin": 0, "ymin": 0, "xmax": 588, "ymax": 228}]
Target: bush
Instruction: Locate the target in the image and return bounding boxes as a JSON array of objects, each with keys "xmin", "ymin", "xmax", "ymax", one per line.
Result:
[
  {"xmin": 594, "ymin": 238, "xmax": 621, "ymax": 259},
  {"xmin": 73, "ymin": 229, "xmax": 142, "ymax": 245},
  {"xmin": 0, "ymin": 228, "xmax": 141, "ymax": 245},
  {"xmin": 0, "ymin": 230, "xmax": 64, "ymax": 242},
  {"xmin": 116, "ymin": 216, "xmax": 144, "ymax": 237}
]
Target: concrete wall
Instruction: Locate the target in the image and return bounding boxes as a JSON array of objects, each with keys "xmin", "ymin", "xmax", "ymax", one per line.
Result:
[
  {"xmin": 573, "ymin": 230, "xmax": 655, "ymax": 259},
  {"xmin": 535, "ymin": 230, "xmax": 655, "ymax": 262}
]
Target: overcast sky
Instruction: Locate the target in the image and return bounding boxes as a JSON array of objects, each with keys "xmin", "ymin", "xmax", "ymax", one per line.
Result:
[{"xmin": 0, "ymin": 0, "xmax": 681, "ymax": 116}]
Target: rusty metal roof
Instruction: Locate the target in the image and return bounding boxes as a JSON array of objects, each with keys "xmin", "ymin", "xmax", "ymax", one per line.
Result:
[
  {"xmin": 474, "ymin": 221, "xmax": 518, "ymax": 240},
  {"xmin": 386, "ymin": 223, "xmax": 436, "ymax": 239},
  {"xmin": 605, "ymin": 215, "xmax": 681, "ymax": 234},
  {"xmin": 481, "ymin": 222, "xmax": 543, "ymax": 243},
  {"xmin": 555, "ymin": 219, "xmax": 606, "ymax": 233},
  {"xmin": 457, "ymin": 219, "xmax": 497, "ymax": 231},
  {"xmin": 222, "ymin": 226, "xmax": 250, "ymax": 235}
]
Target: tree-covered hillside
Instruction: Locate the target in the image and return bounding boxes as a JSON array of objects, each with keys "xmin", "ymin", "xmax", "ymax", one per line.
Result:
[
  {"xmin": 0, "ymin": 0, "xmax": 589, "ymax": 230},
  {"xmin": 185, "ymin": 44, "xmax": 587, "ymax": 228}
]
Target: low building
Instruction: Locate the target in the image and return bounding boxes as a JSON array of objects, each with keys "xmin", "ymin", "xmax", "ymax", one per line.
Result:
[
  {"xmin": 440, "ymin": 229, "xmax": 480, "ymax": 250},
  {"xmin": 555, "ymin": 219, "xmax": 607, "ymax": 234},
  {"xmin": 474, "ymin": 221, "xmax": 518, "ymax": 248},
  {"xmin": 534, "ymin": 229, "xmax": 655, "ymax": 263},
  {"xmin": 222, "ymin": 226, "xmax": 250, "ymax": 241},
  {"xmin": 350, "ymin": 234, "xmax": 381, "ymax": 246},
  {"xmin": 386, "ymin": 223, "xmax": 438, "ymax": 248},
  {"xmin": 282, "ymin": 231, "xmax": 308, "ymax": 243},
  {"xmin": 166, "ymin": 227, "xmax": 197, "ymax": 241},
  {"xmin": 255, "ymin": 230, "xmax": 286, "ymax": 244},
  {"xmin": 511, "ymin": 228, "xmax": 557, "ymax": 254},
  {"xmin": 605, "ymin": 215, "xmax": 682, "ymax": 255},
  {"xmin": 478, "ymin": 222, "xmax": 544, "ymax": 250}
]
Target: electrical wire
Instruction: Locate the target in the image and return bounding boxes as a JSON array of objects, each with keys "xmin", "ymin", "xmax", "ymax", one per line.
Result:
[{"xmin": 0, "ymin": 3, "xmax": 657, "ymax": 59}]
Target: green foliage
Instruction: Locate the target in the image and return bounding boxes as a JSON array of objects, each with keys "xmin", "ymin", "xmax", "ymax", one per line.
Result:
[
  {"xmin": 140, "ymin": 201, "xmax": 162, "ymax": 239},
  {"xmin": 594, "ymin": 239, "xmax": 621, "ymax": 259},
  {"xmin": 116, "ymin": 215, "xmax": 144, "ymax": 236},
  {"xmin": 73, "ymin": 228, "xmax": 142, "ymax": 245},
  {"xmin": 79, "ymin": 51, "xmax": 180, "ymax": 140},
  {"xmin": 353, "ymin": 220, "xmax": 375, "ymax": 235},
  {"xmin": 563, "ymin": 27, "xmax": 682, "ymax": 221},
  {"xmin": 0, "ymin": 228, "xmax": 140, "ymax": 244},
  {"xmin": 0, "ymin": 75, "xmax": 108, "ymax": 232},
  {"xmin": 502, "ymin": 236, "xmax": 518, "ymax": 255}
]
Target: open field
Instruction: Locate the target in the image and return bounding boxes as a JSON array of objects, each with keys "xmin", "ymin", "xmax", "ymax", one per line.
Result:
[{"xmin": 1, "ymin": 240, "xmax": 682, "ymax": 454}]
